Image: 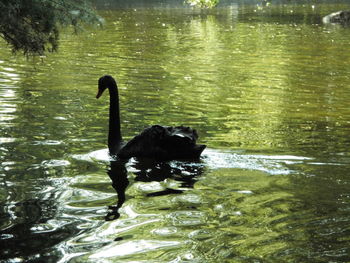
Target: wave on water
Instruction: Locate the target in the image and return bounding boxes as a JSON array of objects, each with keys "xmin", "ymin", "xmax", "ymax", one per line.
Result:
[{"xmin": 71, "ymin": 148, "xmax": 312, "ymax": 175}]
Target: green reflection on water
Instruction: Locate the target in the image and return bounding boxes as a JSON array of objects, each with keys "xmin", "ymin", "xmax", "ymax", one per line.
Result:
[
  {"xmin": 3, "ymin": 3, "xmax": 350, "ymax": 155},
  {"xmin": 1, "ymin": 1, "xmax": 350, "ymax": 262}
]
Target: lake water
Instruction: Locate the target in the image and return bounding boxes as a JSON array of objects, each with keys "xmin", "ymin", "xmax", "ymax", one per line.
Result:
[{"xmin": 1, "ymin": 0, "xmax": 350, "ymax": 262}]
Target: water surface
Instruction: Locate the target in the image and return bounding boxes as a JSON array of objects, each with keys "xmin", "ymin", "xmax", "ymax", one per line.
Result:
[{"xmin": 1, "ymin": 1, "xmax": 350, "ymax": 262}]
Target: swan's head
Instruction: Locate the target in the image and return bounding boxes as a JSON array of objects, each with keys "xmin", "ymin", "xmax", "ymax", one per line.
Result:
[{"xmin": 96, "ymin": 75, "xmax": 117, "ymax": 99}]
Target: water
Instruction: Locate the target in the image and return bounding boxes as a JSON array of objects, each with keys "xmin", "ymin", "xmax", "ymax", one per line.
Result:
[{"xmin": 1, "ymin": 0, "xmax": 350, "ymax": 262}]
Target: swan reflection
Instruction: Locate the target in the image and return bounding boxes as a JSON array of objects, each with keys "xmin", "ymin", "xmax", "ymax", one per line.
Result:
[
  {"xmin": 105, "ymin": 159, "xmax": 129, "ymax": 221},
  {"xmin": 105, "ymin": 158, "xmax": 204, "ymax": 221}
]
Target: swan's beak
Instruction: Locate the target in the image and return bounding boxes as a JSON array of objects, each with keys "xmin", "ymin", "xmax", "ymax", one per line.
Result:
[{"xmin": 96, "ymin": 89, "xmax": 103, "ymax": 99}]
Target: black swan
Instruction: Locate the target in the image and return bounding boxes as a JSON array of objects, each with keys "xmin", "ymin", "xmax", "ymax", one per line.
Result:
[{"xmin": 96, "ymin": 75, "xmax": 206, "ymax": 160}]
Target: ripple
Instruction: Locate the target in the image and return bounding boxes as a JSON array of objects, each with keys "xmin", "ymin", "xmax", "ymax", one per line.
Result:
[
  {"xmin": 72, "ymin": 149, "xmax": 111, "ymax": 162},
  {"xmin": 0, "ymin": 104, "xmax": 16, "ymax": 114},
  {"xmin": 72, "ymin": 148, "xmax": 298, "ymax": 176},
  {"xmin": 0, "ymin": 137, "xmax": 16, "ymax": 143},
  {"xmin": 151, "ymin": 226, "xmax": 178, "ymax": 237},
  {"xmin": 201, "ymin": 149, "xmax": 303, "ymax": 175},
  {"xmin": 32, "ymin": 140, "xmax": 62, "ymax": 145},
  {"xmin": 135, "ymin": 181, "xmax": 165, "ymax": 192},
  {"xmin": 188, "ymin": 229, "xmax": 213, "ymax": 241},
  {"xmin": 200, "ymin": 150, "xmax": 282, "ymax": 174},
  {"xmin": 2, "ymin": 4, "xmax": 350, "ymax": 263},
  {"xmin": 41, "ymin": 159, "xmax": 71, "ymax": 168},
  {"xmin": 89, "ymin": 239, "xmax": 182, "ymax": 259},
  {"xmin": 167, "ymin": 210, "xmax": 207, "ymax": 226}
]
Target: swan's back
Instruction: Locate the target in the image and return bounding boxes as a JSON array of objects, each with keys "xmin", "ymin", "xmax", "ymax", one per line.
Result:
[{"xmin": 117, "ymin": 125, "xmax": 206, "ymax": 160}]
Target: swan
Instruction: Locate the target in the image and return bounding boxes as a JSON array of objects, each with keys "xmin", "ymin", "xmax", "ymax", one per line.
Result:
[{"xmin": 96, "ymin": 75, "xmax": 206, "ymax": 160}]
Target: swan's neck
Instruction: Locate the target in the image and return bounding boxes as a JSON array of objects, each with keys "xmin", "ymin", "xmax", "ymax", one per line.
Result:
[{"xmin": 108, "ymin": 84, "xmax": 122, "ymax": 154}]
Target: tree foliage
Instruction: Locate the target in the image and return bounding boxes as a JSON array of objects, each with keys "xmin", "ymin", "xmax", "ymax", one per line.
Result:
[{"xmin": 0, "ymin": 0, "xmax": 100, "ymax": 55}]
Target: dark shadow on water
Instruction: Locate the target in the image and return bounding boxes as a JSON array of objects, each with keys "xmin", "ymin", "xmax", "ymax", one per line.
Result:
[
  {"xmin": 105, "ymin": 159, "xmax": 129, "ymax": 221},
  {"xmin": 0, "ymin": 199, "xmax": 78, "ymax": 261},
  {"xmin": 105, "ymin": 158, "xmax": 204, "ymax": 221}
]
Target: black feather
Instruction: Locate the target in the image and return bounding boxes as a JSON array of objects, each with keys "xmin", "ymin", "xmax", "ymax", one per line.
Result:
[{"xmin": 97, "ymin": 76, "xmax": 206, "ymax": 160}]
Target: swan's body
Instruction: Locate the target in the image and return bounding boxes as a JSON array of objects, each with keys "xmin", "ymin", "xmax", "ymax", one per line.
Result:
[{"xmin": 96, "ymin": 75, "xmax": 206, "ymax": 160}]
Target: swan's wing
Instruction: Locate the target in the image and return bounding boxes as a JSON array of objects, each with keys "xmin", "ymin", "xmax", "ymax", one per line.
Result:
[
  {"xmin": 167, "ymin": 126, "xmax": 198, "ymax": 144},
  {"xmin": 117, "ymin": 125, "xmax": 204, "ymax": 160},
  {"xmin": 117, "ymin": 125, "xmax": 167, "ymax": 159},
  {"xmin": 161, "ymin": 126, "xmax": 206, "ymax": 159},
  {"xmin": 117, "ymin": 134, "xmax": 151, "ymax": 159}
]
